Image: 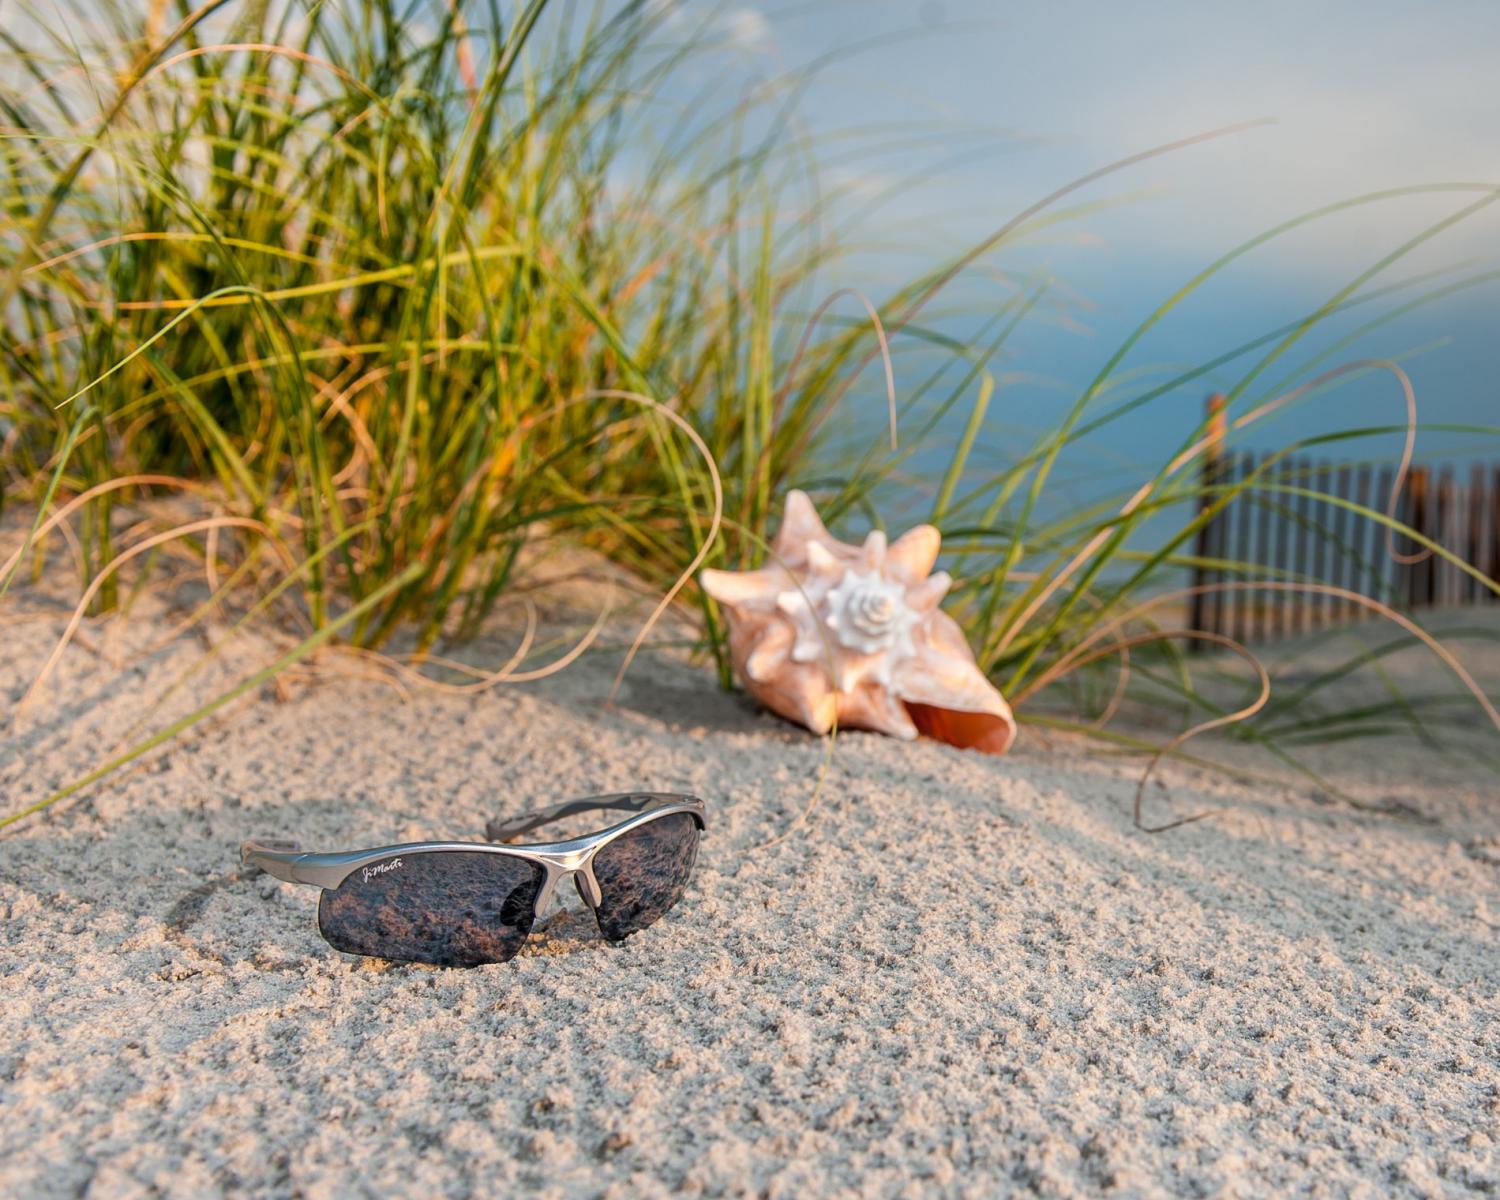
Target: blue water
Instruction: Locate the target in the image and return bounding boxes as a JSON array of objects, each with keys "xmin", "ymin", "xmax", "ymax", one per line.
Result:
[{"xmin": 807, "ymin": 249, "xmax": 1498, "ymax": 556}]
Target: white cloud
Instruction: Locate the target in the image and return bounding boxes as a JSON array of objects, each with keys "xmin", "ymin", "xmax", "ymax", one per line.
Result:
[{"xmin": 723, "ymin": 8, "xmax": 773, "ymax": 52}]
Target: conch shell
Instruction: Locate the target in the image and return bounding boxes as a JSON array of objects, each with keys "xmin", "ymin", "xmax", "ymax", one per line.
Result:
[{"xmin": 700, "ymin": 491, "xmax": 1016, "ymax": 754}]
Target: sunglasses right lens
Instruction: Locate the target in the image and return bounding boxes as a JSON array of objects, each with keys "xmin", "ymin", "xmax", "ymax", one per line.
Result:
[
  {"xmin": 590, "ymin": 813, "xmax": 700, "ymax": 942},
  {"xmin": 318, "ymin": 850, "xmax": 542, "ymax": 967}
]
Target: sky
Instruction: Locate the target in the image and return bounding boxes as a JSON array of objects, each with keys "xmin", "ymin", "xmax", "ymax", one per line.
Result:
[{"xmin": 662, "ymin": 0, "xmax": 1500, "ymax": 508}]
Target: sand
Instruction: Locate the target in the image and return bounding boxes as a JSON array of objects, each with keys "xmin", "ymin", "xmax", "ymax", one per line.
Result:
[{"xmin": 2, "ymin": 563, "xmax": 1499, "ymax": 1198}]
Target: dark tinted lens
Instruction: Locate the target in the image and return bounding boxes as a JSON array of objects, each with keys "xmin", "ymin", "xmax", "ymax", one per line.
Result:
[
  {"xmin": 591, "ymin": 813, "xmax": 699, "ymax": 942},
  {"xmin": 318, "ymin": 851, "xmax": 543, "ymax": 967}
]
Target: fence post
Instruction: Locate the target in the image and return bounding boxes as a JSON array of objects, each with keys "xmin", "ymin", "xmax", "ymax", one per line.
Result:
[
  {"xmin": 1232, "ymin": 452, "xmax": 1257, "ymax": 644},
  {"xmin": 1436, "ymin": 466, "xmax": 1455, "ymax": 607},
  {"xmin": 1189, "ymin": 393, "xmax": 1227, "ymax": 648},
  {"xmin": 1270, "ymin": 457, "xmax": 1291, "ymax": 641},
  {"xmin": 1406, "ymin": 466, "xmax": 1430, "ymax": 608},
  {"xmin": 1292, "ymin": 456, "xmax": 1314, "ymax": 636},
  {"xmin": 1492, "ymin": 467, "xmax": 1500, "ymax": 602},
  {"xmin": 1311, "ymin": 460, "xmax": 1333, "ymax": 628},
  {"xmin": 1375, "ymin": 464, "xmax": 1396, "ymax": 610},
  {"xmin": 1331, "ymin": 463, "xmax": 1354, "ymax": 621},
  {"xmin": 1353, "ymin": 463, "xmax": 1374, "ymax": 621},
  {"xmin": 1469, "ymin": 464, "xmax": 1485, "ymax": 604},
  {"xmin": 1253, "ymin": 462, "xmax": 1273, "ymax": 643}
]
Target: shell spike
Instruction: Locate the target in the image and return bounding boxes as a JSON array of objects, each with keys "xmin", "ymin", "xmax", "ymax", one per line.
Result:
[
  {"xmin": 773, "ymin": 490, "xmax": 833, "ymax": 560},
  {"xmin": 909, "ymin": 571, "xmax": 952, "ymax": 611},
  {"xmin": 886, "ymin": 525, "xmax": 941, "ymax": 583}
]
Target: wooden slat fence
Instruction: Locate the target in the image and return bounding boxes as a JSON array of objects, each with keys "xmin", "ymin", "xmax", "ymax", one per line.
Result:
[{"xmin": 1189, "ymin": 394, "xmax": 1500, "ymax": 645}]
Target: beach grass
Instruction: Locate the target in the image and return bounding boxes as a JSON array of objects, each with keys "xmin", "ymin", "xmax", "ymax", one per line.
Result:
[{"xmin": 3, "ymin": 0, "xmax": 1498, "ymax": 828}]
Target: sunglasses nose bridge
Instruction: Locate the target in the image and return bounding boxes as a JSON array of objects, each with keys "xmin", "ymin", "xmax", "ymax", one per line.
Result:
[{"xmin": 531, "ymin": 850, "xmax": 602, "ymax": 914}]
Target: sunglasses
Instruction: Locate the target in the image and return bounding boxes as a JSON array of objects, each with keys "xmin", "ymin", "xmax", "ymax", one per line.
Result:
[{"xmin": 241, "ymin": 792, "xmax": 705, "ymax": 967}]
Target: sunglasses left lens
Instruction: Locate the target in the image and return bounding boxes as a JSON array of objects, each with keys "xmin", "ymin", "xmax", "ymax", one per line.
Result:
[{"xmin": 318, "ymin": 851, "xmax": 543, "ymax": 967}]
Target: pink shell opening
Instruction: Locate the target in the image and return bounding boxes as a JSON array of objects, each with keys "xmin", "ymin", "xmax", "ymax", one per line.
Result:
[{"xmin": 905, "ymin": 702, "xmax": 1015, "ymax": 755}]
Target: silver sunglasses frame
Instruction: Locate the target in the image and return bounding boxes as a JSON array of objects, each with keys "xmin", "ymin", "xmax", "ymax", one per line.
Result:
[{"xmin": 241, "ymin": 791, "xmax": 706, "ymax": 935}]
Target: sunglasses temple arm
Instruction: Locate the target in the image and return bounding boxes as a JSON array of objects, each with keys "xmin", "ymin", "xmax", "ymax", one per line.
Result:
[
  {"xmin": 485, "ymin": 793, "xmax": 687, "ymax": 843},
  {"xmin": 241, "ymin": 838, "xmax": 313, "ymax": 883},
  {"xmin": 485, "ymin": 801, "xmax": 617, "ymax": 842}
]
